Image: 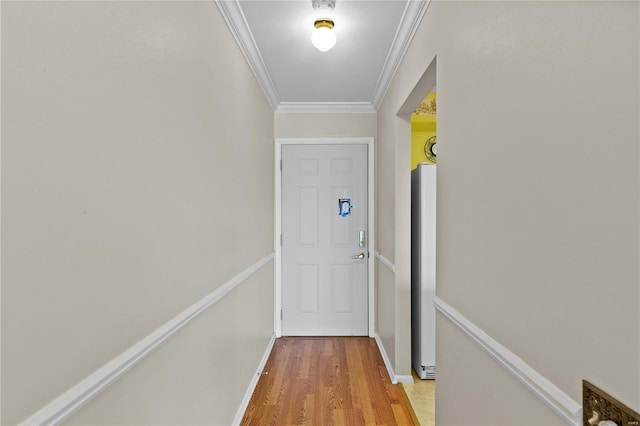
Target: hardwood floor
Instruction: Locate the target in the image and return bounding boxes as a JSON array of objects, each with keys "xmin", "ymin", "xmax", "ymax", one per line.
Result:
[{"xmin": 241, "ymin": 337, "xmax": 415, "ymax": 425}]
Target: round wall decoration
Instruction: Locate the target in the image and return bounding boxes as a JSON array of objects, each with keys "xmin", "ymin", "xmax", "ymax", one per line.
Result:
[{"xmin": 423, "ymin": 136, "xmax": 437, "ymax": 164}]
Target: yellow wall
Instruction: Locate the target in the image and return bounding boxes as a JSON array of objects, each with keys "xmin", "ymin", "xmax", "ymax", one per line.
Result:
[{"xmin": 410, "ymin": 115, "xmax": 436, "ymax": 170}]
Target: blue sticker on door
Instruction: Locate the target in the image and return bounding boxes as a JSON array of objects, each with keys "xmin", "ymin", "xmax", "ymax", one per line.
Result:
[{"xmin": 339, "ymin": 198, "xmax": 351, "ymax": 217}]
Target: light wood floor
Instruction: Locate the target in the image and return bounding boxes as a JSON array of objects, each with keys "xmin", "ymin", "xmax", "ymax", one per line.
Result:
[
  {"xmin": 241, "ymin": 337, "xmax": 415, "ymax": 425},
  {"xmin": 400, "ymin": 370, "xmax": 435, "ymax": 426}
]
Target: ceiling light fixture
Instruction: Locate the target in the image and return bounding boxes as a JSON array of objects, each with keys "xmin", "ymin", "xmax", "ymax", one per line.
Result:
[
  {"xmin": 312, "ymin": 0, "xmax": 335, "ymax": 10},
  {"xmin": 311, "ymin": 18, "xmax": 336, "ymax": 52}
]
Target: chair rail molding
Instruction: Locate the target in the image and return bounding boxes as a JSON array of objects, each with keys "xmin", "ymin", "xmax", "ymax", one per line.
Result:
[
  {"xmin": 434, "ymin": 297, "xmax": 582, "ymax": 426},
  {"xmin": 21, "ymin": 253, "xmax": 275, "ymax": 426},
  {"xmin": 375, "ymin": 251, "xmax": 396, "ymax": 274}
]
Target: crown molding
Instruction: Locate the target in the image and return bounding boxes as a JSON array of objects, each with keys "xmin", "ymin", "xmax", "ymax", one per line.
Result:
[
  {"xmin": 216, "ymin": 0, "xmax": 430, "ymax": 113},
  {"xmin": 215, "ymin": 0, "xmax": 280, "ymax": 110},
  {"xmin": 276, "ymin": 102, "xmax": 377, "ymax": 114},
  {"xmin": 371, "ymin": 0, "xmax": 431, "ymax": 110}
]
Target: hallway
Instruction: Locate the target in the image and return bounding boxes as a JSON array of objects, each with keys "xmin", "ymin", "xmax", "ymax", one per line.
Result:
[
  {"xmin": 241, "ymin": 337, "xmax": 415, "ymax": 425},
  {"xmin": 2, "ymin": 1, "xmax": 638, "ymax": 424}
]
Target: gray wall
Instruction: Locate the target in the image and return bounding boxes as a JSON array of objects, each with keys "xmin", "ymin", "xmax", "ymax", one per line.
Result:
[
  {"xmin": 274, "ymin": 112, "xmax": 376, "ymax": 139},
  {"xmin": 1, "ymin": 2, "xmax": 274, "ymax": 424},
  {"xmin": 379, "ymin": 0, "xmax": 639, "ymax": 423}
]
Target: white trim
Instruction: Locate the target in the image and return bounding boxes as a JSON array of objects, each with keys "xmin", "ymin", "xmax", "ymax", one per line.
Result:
[
  {"xmin": 215, "ymin": 0, "xmax": 430, "ymax": 113},
  {"xmin": 375, "ymin": 334, "xmax": 396, "ymax": 383},
  {"xmin": 275, "ymin": 138, "xmax": 375, "ymax": 338},
  {"xmin": 433, "ymin": 297, "xmax": 582, "ymax": 426},
  {"xmin": 274, "ymin": 141, "xmax": 282, "ymax": 337},
  {"xmin": 231, "ymin": 334, "xmax": 277, "ymax": 426},
  {"xmin": 21, "ymin": 254, "xmax": 275, "ymax": 426},
  {"xmin": 214, "ymin": 0, "xmax": 280, "ymax": 110},
  {"xmin": 375, "ymin": 251, "xmax": 396, "ymax": 274},
  {"xmin": 374, "ymin": 334, "xmax": 414, "ymax": 385},
  {"xmin": 395, "ymin": 374, "xmax": 414, "ymax": 385},
  {"xmin": 371, "ymin": 0, "xmax": 431, "ymax": 110},
  {"xmin": 276, "ymin": 102, "xmax": 377, "ymax": 114},
  {"xmin": 366, "ymin": 141, "xmax": 376, "ymax": 338}
]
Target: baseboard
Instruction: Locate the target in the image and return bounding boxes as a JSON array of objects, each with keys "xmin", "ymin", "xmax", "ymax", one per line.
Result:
[
  {"xmin": 434, "ymin": 297, "xmax": 582, "ymax": 426},
  {"xmin": 375, "ymin": 251, "xmax": 395, "ymax": 274},
  {"xmin": 21, "ymin": 253, "xmax": 275, "ymax": 426},
  {"xmin": 374, "ymin": 334, "xmax": 396, "ymax": 383},
  {"xmin": 395, "ymin": 374, "xmax": 414, "ymax": 384},
  {"xmin": 232, "ymin": 333, "xmax": 276, "ymax": 426},
  {"xmin": 374, "ymin": 334, "xmax": 414, "ymax": 385}
]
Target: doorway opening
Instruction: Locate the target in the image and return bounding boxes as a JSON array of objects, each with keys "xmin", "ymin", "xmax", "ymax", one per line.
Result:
[{"xmin": 396, "ymin": 56, "xmax": 437, "ymax": 425}]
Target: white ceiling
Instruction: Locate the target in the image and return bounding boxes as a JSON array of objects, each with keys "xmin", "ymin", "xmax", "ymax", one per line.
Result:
[{"xmin": 217, "ymin": 0, "xmax": 430, "ymax": 113}]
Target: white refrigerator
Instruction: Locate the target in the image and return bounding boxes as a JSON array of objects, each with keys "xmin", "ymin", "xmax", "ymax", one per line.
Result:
[{"xmin": 411, "ymin": 163, "xmax": 436, "ymax": 380}]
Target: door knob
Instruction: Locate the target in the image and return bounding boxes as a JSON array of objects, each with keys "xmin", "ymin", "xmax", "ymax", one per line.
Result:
[{"xmin": 351, "ymin": 252, "xmax": 365, "ymax": 260}]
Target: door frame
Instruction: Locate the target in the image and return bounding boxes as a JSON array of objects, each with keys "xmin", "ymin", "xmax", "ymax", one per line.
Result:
[{"xmin": 274, "ymin": 137, "xmax": 375, "ymax": 337}]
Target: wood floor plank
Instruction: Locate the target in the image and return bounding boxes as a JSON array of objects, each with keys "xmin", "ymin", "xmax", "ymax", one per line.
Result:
[
  {"xmin": 299, "ymin": 340, "xmax": 312, "ymax": 379},
  {"xmin": 345, "ymin": 339, "xmax": 375, "ymax": 425},
  {"xmin": 241, "ymin": 337, "xmax": 415, "ymax": 426}
]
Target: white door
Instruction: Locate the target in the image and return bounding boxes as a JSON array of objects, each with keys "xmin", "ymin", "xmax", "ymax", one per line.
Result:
[{"xmin": 282, "ymin": 144, "xmax": 368, "ymax": 336}]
